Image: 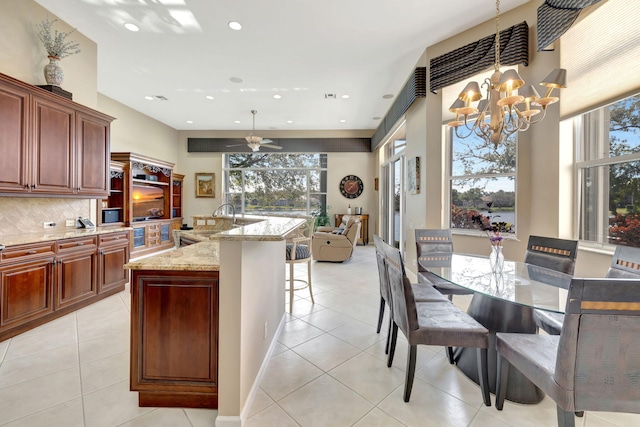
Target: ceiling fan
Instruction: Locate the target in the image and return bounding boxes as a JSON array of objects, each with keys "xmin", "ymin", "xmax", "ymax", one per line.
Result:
[{"xmin": 227, "ymin": 110, "xmax": 283, "ymax": 152}]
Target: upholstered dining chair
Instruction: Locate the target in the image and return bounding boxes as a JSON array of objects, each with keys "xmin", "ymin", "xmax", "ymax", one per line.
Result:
[
  {"xmin": 373, "ymin": 235, "xmax": 448, "ymax": 354},
  {"xmin": 524, "ymin": 235, "xmax": 578, "ymax": 335},
  {"xmin": 496, "ymin": 277, "xmax": 640, "ymax": 427},
  {"xmin": 415, "ymin": 229, "xmax": 473, "ymax": 301},
  {"xmin": 286, "ymin": 216, "xmax": 315, "ymax": 313},
  {"xmin": 535, "ymin": 244, "xmax": 640, "ymax": 335},
  {"xmin": 380, "ymin": 239, "xmax": 491, "ymax": 405}
]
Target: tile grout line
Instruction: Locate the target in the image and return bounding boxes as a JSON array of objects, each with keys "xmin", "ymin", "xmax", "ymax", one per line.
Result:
[{"xmin": 75, "ymin": 311, "xmax": 88, "ymax": 427}]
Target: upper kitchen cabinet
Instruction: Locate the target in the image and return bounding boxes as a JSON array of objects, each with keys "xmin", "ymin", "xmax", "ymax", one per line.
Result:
[{"xmin": 0, "ymin": 72, "xmax": 113, "ymax": 198}]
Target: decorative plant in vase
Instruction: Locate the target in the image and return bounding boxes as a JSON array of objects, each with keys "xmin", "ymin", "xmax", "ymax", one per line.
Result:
[
  {"xmin": 472, "ymin": 202, "xmax": 512, "ymax": 275},
  {"xmin": 36, "ymin": 17, "xmax": 81, "ymax": 86}
]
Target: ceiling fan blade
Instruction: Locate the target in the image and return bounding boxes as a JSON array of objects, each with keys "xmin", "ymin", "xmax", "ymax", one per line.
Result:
[
  {"xmin": 260, "ymin": 138, "xmax": 274, "ymax": 144},
  {"xmin": 260, "ymin": 144, "xmax": 283, "ymax": 150}
]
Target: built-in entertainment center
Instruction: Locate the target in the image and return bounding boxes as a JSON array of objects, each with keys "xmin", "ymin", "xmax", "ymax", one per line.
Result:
[{"xmin": 101, "ymin": 153, "xmax": 183, "ymax": 258}]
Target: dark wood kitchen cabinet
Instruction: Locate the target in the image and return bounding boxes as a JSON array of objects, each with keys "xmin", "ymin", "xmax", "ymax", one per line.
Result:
[
  {"xmin": 55, "ymin": 237, "xmax": 98, "ymax": 309},
  {"xmin": 0, "ymin": 253, "xmax": 55, "ymax": 332},
  {"xmin": 0, "ymin": 231, "xmax": 129, "ymax": 341},
  {"xmin": 0, "ymin": 72, "xmax": 113, "ymax": 197},
  {"xmin": 98, "ymin": 231, "xmax": 130, "ymax": 294},
  {"xmin": 130, "ymin": 269, "xmax": 219, "ymax": 408}
]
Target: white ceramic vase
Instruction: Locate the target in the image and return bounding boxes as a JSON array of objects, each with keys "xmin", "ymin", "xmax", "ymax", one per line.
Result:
[{"xmin": 44, "ymin": 56, "xmax": 64, "ymax": 86}]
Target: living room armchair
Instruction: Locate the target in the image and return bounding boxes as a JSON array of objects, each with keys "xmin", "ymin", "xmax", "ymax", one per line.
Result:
[{"xmin": 312, "ymin": 217, "xmax": 361, "ymax": 262}]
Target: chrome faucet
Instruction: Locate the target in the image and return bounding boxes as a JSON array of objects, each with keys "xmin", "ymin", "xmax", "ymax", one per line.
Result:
[{"xmin": 212, "ymin": 203, "xmax": 236, "ymax": 224}]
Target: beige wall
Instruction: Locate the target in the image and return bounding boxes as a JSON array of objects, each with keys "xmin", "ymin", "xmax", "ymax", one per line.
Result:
[
  {"xmin": 0, "ymin": 0, "xmax": 99, "ymax": 233},
  {"xmin": 98, "ymin": 94, "xmax": 179, "ymax": 165}
]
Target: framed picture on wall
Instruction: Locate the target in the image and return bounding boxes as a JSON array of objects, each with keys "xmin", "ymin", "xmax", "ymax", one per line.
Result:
[
  {"xmin": 195, "ymin": 172, "xmax": 215, "ymax": 198},
  {"xmin": 407, "ymin": 157, "xmax": 420, "ymax": 194}
]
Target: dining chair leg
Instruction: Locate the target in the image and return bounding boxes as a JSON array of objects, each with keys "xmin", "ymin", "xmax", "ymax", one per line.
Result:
[
  {"xmin": 476, "ymin": 348, "xmax": 491, "ymax": 406},
  {"xmin": 403, "ymin": 344, "xmax": 417, "ymax": 402},
  {"xmin": 385, "ymin": 318, "xmax": 392, "ymax": 355},
  {"xmin": 289, "ymin": 262, "xmax": 294, "ymax": 314},
  {"xmin": 557, "ymin": 406, "xmax": 576, "ymax": 427},
  {"xmin": 387, "ymin": 322, "xmax": 398, "ymax": 367},
  {"xmin": 495, "ymin": 353, "xmax": 509, "ymax": 410},
  {"xmin": 307, "ymin": 261, "xmax": 314, "ymax": 304},
  {"xmin": 446, "ymin": 346, "xmax": 455, "ymax": 364},
  {"xmin": 376, "ymin": 297, "xmax": 385, "ymax": 333}
]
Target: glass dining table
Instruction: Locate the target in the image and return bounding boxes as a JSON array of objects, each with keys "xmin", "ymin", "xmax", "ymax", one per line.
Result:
[{"xmin": 418, "ymin": 252, "xmax": 572, "ymax": 404}]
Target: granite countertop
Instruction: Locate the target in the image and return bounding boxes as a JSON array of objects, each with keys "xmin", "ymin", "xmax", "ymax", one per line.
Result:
[
  {"xmin": 0, "ymin": 226, "xmax": 132, "ymax": 247},
  {"xmin": 127, "ymin": 215, "xmax": 306, "ymax": 271},
  {"xmin": 125, "ymin": 240, "xmax": 220, "ymax": 271}
]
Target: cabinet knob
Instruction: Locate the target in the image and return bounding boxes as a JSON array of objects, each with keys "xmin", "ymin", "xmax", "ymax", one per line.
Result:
[
  {"xmin": 27, "ymin": 250, "xmax": 37, "ymax": 254},
  {"xmin": 77, "ymin": 242, "xmax": 84, "ymax": 246}
]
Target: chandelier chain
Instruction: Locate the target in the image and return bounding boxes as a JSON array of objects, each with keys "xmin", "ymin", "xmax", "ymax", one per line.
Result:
[{"xmin": 495, "ymin": 0, "xmax": 501, "ymax": 71}]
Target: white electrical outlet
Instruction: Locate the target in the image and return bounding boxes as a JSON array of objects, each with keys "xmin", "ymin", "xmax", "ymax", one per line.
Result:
[
  {"xmin": 65, "ymin": 219, "xmax": 75, "ymax": 227},
  {"xmin": 264, "ymin": 321, "xmax": 268, "ymax": 340},
  {"xmin": 43, "ymin": 221, "xmax": 56, "ymax": 228}
]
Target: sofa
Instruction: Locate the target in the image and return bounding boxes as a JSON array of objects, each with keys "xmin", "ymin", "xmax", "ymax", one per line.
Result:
[{"xmin": 312, "ymin": 217, "xmax": 361, "ymax": 262}]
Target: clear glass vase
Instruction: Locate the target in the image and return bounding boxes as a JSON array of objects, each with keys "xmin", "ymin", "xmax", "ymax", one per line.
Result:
[{"xmin": 489, "ymin": 244, "xmax": 504, "ymax": 275}]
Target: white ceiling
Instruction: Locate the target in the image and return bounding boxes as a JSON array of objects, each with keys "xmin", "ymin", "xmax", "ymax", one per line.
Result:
[{"xmin": 34, "ymin": 0, "xmax": 529, "ymax": 133}]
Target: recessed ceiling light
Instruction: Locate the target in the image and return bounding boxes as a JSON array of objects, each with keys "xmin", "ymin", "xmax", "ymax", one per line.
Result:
[
  {"xmin": 383, "ymin": 94, "xmax": 394, "ymax": 99},
  {"xmin": 341, "ymin": 94, "xmax": 350, "ymax": 99},
  {"xmin": 340, "ymin": 119, "xmax": 346, "ymax": 123},
  {"xmin": 124, "ymin": 22, "xmax": 139, "ymax": 32},
  {"xmin": 186, "ymin": 120, "xmax": 193, "ymax": 124},
  {"xmin": 373, "ymin": 116, "xmax": 382, "ymax": 120},
  {"xmin": 234, "ymin": 120, "xmax": 241, "ymax": 124},
  {"xmin": 273, "ymin": 94, "xmax": 282, "ymax": 99},
  {"xmin": 230, "ymin": 77, "xmax": 243, "ymax": 83},
  {"xmin": 228, "ymin": 21, "xmax": 242, "ymax": 31},
  {"xmin": 205, "ymin": 95, "xmax": 214, "ymax": 100},
  {"xmin": 144, "ymin": 96, "xmax": 154, "ymax": 100},
  {"xmin": 286, "ymin": 120, "xmax": 294, "ymax": 124}
]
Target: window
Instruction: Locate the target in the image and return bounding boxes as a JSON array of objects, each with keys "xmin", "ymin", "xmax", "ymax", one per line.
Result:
[
  {"xmin": 448, "ymin": 129, "xmax": 516, "ymax": 234},
  {"xmin": 223, "ymin": 153, "xmax": 327, "ymax": 217},
  {"xmin": 576, "ymin": 93, "xmax": 640, "ymax": 248}
]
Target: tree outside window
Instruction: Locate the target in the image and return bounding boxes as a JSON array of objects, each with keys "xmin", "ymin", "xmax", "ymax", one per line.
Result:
[
  {"xmin": 449, "ymin": 129, "xmax": 517, "ymax": 234},
  {"xmin": 577, "ymin": 94, "xmax": 640, "ymax": 247}
]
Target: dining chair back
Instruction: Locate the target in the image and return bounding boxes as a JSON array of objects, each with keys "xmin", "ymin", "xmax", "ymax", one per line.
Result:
[
  {"xmin": 285, "ymin": 215, "xmax": 315, "ymax": 313},
  {"xmin": 496, "ymin": 278, "xmax": 640, "ymax": 426},
  {"xmin": 373, "ymin": 234, "xmax": 392, "ymax": 335},
  {"xmin": 380, "ymin": 239, "xmax": 491, "ymax": 405},
  {"xmin": 526, "ymin": 236, "xmax": 578, "ymax": 335},
  {"xmin": 415, "ymin": 228, "xmax": 472, "ymax": 300},
  {"xmin": 524, "ymin": 235, "xmax": 578, "ymax": 275},
  {"xmin": 606, "ymin": 245, "xmax": 640, "ymax": 278}
]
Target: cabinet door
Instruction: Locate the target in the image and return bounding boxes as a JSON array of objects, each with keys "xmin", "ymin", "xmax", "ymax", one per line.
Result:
[
  {"xmin": 0, "ymin": 81, "xmax": 29, "ymax": 193},
  {"xmin": 55, "ymin": 250, "xmax": 97, "ymax": 309},
  {"xmin": 32, "ymin": 95, "xmax": 75, "ymax": 194},
  {"xmin": 98, "ymin": 243, "xmax": 129, "ymax": 294},
  {"xmin": 0, "ymin": 258, "xmax": 55, "ymax": 330},
  {"xmin": 76, "ymin": 111, "xmax": 109, "ymax": 197}
]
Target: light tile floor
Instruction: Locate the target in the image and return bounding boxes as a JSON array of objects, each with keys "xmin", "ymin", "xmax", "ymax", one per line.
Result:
[{"xmin": 1, "ymin": 245, "xmax": 639, "ymax": 426}]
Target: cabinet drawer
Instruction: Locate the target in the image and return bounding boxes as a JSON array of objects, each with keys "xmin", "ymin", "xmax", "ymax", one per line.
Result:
[
  {"xmin": 98, "ymin": 232, "xmax": 129, "ymax": 247},
  {"xmin": 57, "ymin": 237, "xmax": 97, "ymax": 253},
  {"xmin": 0, "ymin": 243, "xmax": 56, "ymax": 264}
]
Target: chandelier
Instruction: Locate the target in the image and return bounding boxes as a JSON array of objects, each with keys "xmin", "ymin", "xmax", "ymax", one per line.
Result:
[{"xmin": 448, "ymin": 0, "xmax": 567, "ymax": 147}]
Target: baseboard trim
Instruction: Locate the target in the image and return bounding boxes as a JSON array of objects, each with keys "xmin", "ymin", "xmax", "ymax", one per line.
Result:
[{"xmin": 214, "ymin": 415, "xmax": 242, "ymax": 427}]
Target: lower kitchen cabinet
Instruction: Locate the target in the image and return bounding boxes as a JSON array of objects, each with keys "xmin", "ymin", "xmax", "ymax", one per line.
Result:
[
  {"xmin": 0, "ymin": 257, "xmax": 55, "ymax": 331},
  {"xmin": 0, "ymin": 230, "xmax": 130, "ymax": 341}
]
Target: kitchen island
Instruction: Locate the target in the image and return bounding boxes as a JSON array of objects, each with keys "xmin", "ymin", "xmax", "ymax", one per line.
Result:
[{"xmin": 125, "ymin": 215, "xmax": 305, "ymax": 427}]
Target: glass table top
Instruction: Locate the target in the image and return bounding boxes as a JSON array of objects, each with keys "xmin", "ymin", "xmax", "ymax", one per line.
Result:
[{"xmin": 419, "ymin": 253, "xmax": 573, "ymax": 313}]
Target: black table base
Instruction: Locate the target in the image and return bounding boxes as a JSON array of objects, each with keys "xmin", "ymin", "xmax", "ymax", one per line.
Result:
[{"xmin": 454, "ymin": 293, "xmax": 546, "ymax": 404}]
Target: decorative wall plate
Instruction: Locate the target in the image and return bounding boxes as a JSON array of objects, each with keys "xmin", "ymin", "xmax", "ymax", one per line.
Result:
[{"xmin": 340, "ymin": 175, "xmax": 364, "ymax": 199}]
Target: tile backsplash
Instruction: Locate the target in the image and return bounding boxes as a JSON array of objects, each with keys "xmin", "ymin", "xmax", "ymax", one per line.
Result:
[{"xmin": 0, "ymin": 198, "xmax": 92, "ymax": 236}]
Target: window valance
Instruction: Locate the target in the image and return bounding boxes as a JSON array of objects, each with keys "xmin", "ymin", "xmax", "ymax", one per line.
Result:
[
  {"xmin": 429, "ymin": 21, "xmax": 528, "ymax": 93},
  {"xmin": 537, "ymin": 0, "xmax": 603, "ymax": 52}
]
